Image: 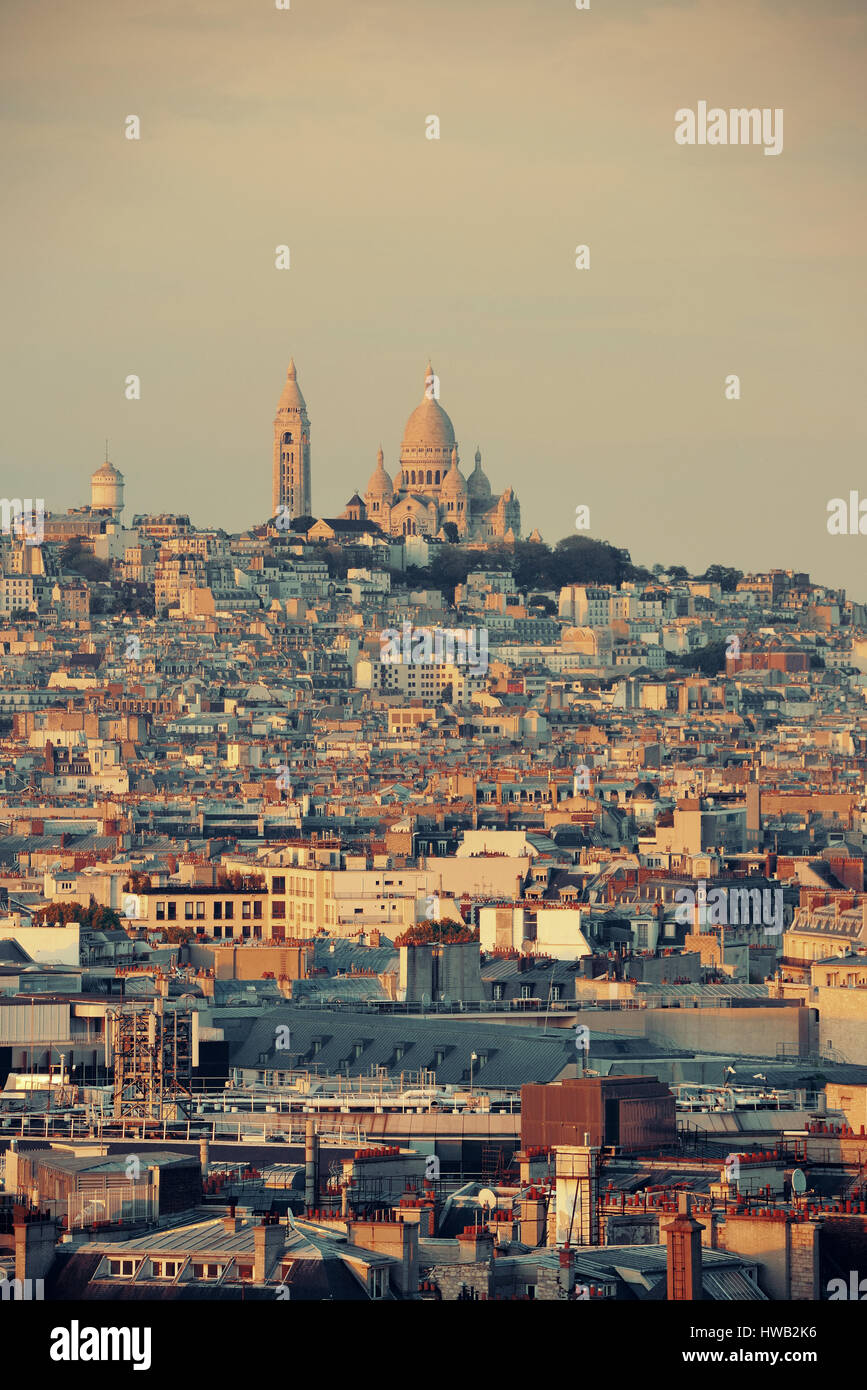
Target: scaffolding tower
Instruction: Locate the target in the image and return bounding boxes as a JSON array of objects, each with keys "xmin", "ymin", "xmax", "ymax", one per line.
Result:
[{"xmin": 107, "ymin": 998, "xmax": 197, "ymax": 1120}]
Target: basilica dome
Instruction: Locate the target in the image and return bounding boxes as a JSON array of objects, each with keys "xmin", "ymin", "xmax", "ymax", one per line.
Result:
[{"xmin": 400, "ymin": 362, "xmax": 456, "ymax": 460}]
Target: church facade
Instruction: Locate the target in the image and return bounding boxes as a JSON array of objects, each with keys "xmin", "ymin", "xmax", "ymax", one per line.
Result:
[{"xmin": 272, "ymin": 359, "xmax": 521, "ymax": 541}]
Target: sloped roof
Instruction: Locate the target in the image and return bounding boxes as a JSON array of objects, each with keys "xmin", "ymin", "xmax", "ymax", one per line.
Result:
[{"xmin": 231, "ymin": 1007, "xmax": 575, "ymax": 1086}]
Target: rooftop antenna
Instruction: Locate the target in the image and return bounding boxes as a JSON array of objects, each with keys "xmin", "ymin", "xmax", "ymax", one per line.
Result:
[{"xmin": 105, "ymin": 438, "xmax": 109, "ymax": 463}]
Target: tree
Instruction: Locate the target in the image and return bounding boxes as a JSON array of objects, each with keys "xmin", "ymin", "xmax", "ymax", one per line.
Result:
[
  {"xmin": 60, "ymin": 540, "xmax": 110, "ymax": 582},
  {"xmin": 394, "ymin": 921, "xmax": 479, "ymax": 946},
  {"xmin": 529, "ymin": 594, "xmax": 557, "ymax": 615},
  {"xmin": 35, "ymin": 902, "xmax": 123, "ymax": 931},
  {"xmin": 322, "ymin": 544, "xmax": 350, "ymax": 580},
  {"xmin": 672, "ymin": 641, "xmax": 729, "ymax": 676},
  {"xmin": 216, "ymin": 870, "xmax": 265, "ymax": 892},
  {"xmin": 550, "ymin": 536, "xmax": 637, "ymax": 587},
  {"xmin": 699, "ymin": 565, "xmax": 743, "ymax": 593},
  {"xmin": 163, "ymin": 925, "xmax": 193, "ymax": 945},
  {"xmin": 427, "ymin": 546, "xmax": 477, "ymax": 598}
]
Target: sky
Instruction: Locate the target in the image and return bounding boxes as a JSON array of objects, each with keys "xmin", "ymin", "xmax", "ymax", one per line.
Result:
[{"xmin": 1, "ymin": 0, "xmax": 865, "ymax": 594}]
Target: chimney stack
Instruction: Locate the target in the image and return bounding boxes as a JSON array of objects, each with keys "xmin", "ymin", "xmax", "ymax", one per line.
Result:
[
  {"xmin": 253, "ymin": 1216, "xmax": 283, "ymax": 1283},
  {"xmin": 666, "ymin": 1192, "xmax": 705, "ymax": 1301},
  {"xmin": 305, "ymin": 1116, "xmax": 319, "ymax": 1209}
]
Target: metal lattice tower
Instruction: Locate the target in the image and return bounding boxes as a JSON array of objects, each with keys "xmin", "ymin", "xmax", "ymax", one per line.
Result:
[{"xmin": 108, "ymin": 998, "xmax": 196, "ymax": 1119}]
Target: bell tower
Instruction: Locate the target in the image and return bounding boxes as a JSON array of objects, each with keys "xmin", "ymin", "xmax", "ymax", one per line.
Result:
[{"xmin": 272, "ymin": 358, "xmax": 311, "ymax": 519}]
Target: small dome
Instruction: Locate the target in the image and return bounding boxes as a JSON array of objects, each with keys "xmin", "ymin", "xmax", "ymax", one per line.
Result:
[
  {"xmin": 92, "ymin": 461, "xmax": 122, "ymax": 481},
  {"xmin": 467, "ymin": 445, "xmax": 491, "ymax": 500},
  {"xmin": 365, "ymin": 445, "xmax": 393, "ymax": 501},
  {"xmin": 440, "ymin": 446, "xmax": 466, "ymax": 496},
  {"xmin": 92, "ymin": 444, "xmax": 124, "ymax": 484}
]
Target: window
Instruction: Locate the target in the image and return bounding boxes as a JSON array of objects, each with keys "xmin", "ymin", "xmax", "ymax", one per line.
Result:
[
  {"xmin": 214, "ymin": 901, "xmax": 223, "ymax": 920},
  {"xmin": 242, "ymin": 901, "xmax": 251, "ymax": 919},
  {"xmin": 272, "ymin": 901, "xmax": 286, "ymax": 919},
  {"xmin": 196, "ymin": 902, "xmax": 205, "ymax": 919},
  {"xmin": 493, "ymin": 984, "xmax": 505, "ymax": 1001},
  {"xmin": 253, "ymin": 901, "xmax": 262, "ymax": 920},
  {"xmin": 520, "ymin": 984, "xmax": 533, "ymax": 1000},
  {"xmin": 156, "ymin": 902, "xmax": 165, "ymax": 921},
  {"xmin": 185, "ymin": 903, "xmax": 194, "ymax": 920},
  {"xmin": 225, "ymin": 902, "xmax": 234, "ymax": 920},
  {"xmin": 167, "ymin": 902, "xmax": 176, "ymax": 921},
  {"xmin": 273, "ymin": 876, "xmax": 285, "ymax": 894}
]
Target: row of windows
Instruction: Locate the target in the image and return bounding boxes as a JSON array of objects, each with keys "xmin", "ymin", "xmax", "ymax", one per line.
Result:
[
  {"xmin": 491, "ymin": 983, "xmax": 561, "ymax": 1001},
  {"xmin": 406, "ymin": 469, "xmax": 443, "ymax": 485},
  {"xmin": 271, "ymin": 877, "xmax": 314, "ymax": 896},
  {"xmin": 108, "ymin": 1258, "xmax": 253, "ymax": 1280},
  {"xmin": 154, "ymin": 901, "xmax": 263, "ymax": 922}
]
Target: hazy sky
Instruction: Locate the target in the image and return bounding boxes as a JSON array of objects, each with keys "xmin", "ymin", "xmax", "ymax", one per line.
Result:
[{"xmin": 2, "ymin": 0, "xmax": 865, "ymax": 593}]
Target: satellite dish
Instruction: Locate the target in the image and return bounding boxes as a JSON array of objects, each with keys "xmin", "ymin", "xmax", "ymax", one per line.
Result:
[
  {"xmin": 478, "ymin": 1188, "xmax": 497, "ymax": 1210},
  {"xmin": 791, "ymin": 1169, "xmax": 807, "ymax": 1194}
]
